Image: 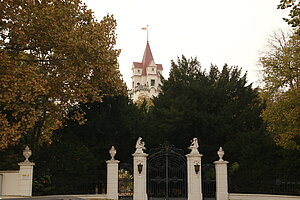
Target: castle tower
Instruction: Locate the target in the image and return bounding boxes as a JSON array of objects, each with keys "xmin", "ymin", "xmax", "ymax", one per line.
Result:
[{"xmin": 130, "ymin": 42, "xmax": 163, "ymax": 101}]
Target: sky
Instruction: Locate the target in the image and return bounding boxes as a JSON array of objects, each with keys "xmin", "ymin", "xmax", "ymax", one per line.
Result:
[{"xmin": 83, "ymin": 0, "xmax": 290, "ymax": 89}]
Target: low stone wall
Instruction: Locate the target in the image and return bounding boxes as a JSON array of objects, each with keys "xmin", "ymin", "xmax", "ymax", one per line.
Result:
[
  {"xmin": 0, "ymin": 194, "xmax": 109, "ymax": 199},
  {"xmin": 76, "ymin": 194, "xmax": 108, "ymax": 199},
  {"xmin": 0, "ymin": 170, "xmax": 19, "ymax": 196},
  {"xmin": 229, "ymin": 193, "xmax": 300, "ymax": 200}
]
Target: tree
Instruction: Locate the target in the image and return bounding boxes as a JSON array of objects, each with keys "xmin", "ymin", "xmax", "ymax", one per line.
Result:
[
  {"xmin": 148, "ymin": 56, "xmax": 300, "ymax": 194},
  {"xmin": 0, "ymin": 0, "xmax": 126, "ymax": 150},
  {"xmin": 278, "ymin": 0, "xmax": 300, "ymax": 34},
  {"xmin": 260, "ymin": 31, "xmax": 300, "ymax": 150},
  {"xmin": 149, "ymin": 56, "xmax": 267, "ymax": 163}
]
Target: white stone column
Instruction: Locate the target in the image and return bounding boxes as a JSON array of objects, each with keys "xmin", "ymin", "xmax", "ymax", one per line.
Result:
[
  {"xmin": 186, "ymin": 138, "xmax": 203, "ymax": 200},
  {"xmin": 106, "ymin": 146, "xmax": 120, "ymax": 200},
  {"xmin": 214, "ymin": 147, "xmax": 229, "ymax": 200},
  {"xmin": 132, "ymin": 137, "xmax": 148, "ymax": 200},
  {"xmin": 18, "ymin": 146, "xmax": 35, "ymax": 196}
]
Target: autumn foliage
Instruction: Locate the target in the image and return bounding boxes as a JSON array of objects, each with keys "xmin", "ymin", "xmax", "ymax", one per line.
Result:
[{"xmin": 0, "ymin": 0, "xmax": 126, "ymax": 149}]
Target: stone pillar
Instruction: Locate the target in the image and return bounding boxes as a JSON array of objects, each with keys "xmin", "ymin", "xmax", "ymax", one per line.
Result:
[
  {"xmin": 214, "ymin": 147, "xmax": 229, "ymax": 200},
  {"xmin": 106, "ymin": 146, "xmax": 120, "ymax": 200},
  {"xmin": 18, "ymin": 146, "xmax": 35, "ymax": 196},
  {"xmin": 132, "ymin": 137, "xmax": 148, "ymax": 200},
  {"xmin": 186, "ymin": 138, "xmax": 203, "ymax": 200}
]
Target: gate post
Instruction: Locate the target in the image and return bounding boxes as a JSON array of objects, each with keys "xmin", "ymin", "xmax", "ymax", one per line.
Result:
[
  {"xmin": 214, "ymin": 147, "xmax": 229, "ymax": 200},
  {"xmin": 186, "ymin": 138, "xmax": 203, "ymax": 200},
  {"xmin": 18, "ymin": 146, "xmax": 35, "ymax": 196},
  {"xmin": 132, "ymin": 137, "xmax": 148, "ymax": 200},
  {"xmin": 106, "ymin": 146, "xmax": 120, "ymax": 200}
]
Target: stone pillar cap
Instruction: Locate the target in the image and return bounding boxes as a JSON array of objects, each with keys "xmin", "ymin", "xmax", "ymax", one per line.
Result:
[{"xmin": 18, "ymin": 161, "xmax": 35, "ymax": 166}]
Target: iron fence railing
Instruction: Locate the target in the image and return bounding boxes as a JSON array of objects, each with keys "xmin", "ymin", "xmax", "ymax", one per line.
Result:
[{"xmin": 229, "ymin": 171, "xmax": 300, "ymax": 196}]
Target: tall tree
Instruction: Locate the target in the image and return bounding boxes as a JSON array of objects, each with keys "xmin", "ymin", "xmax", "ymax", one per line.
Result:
[
  {"xmin": 149, "ymin": 56, "xmax": 300, "ymax": 193},
  {"xmin": 260, "ymin": 31, "xmax": 300, "ymax": 150},
  {"xmin": 149, "ymin": 56, "xmax": 267, "ymax": 163},
  {"xmin": 278, "ymin": 0, "xmax": 300, "ymax": 34},
  {"xmin": 0, "ymin": 0, "xmax": 126, "ymax": 150}
]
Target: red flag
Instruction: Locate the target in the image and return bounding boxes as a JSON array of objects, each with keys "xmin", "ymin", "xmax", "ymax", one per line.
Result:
[{"xmin": 141, "ymin": 27, "xmax": 147, "ymax": 30}]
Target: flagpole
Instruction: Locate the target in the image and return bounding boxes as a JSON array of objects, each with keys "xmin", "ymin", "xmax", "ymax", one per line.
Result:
[{"xmin": 147, "ymin": 25, "xmax": 149, "ymax": 43}]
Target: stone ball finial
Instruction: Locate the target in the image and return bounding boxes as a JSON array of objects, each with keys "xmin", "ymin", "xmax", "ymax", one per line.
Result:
[
  {"xmin": 109, "ymin": 146, "xmax": 116, "ymax": 160},
  {"xmin": 23, "ymin": 146, "xmax": 32, "ymax": 162},
  {"xmin": 217, "ymin": 147, "xmax": 225, "ymax": 161}
]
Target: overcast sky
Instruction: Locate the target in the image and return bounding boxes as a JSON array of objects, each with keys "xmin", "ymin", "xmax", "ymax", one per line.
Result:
[{"xmin": 83, "ymin": 0, "xmax": 290, "ymax": 88}]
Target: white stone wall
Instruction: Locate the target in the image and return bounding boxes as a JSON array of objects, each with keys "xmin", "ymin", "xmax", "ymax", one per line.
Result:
[{"xmin": 0, "ymin": 171, "xmax": 19, "ymax": 196}]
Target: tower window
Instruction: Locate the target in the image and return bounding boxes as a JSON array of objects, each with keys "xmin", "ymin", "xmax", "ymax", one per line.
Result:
[
  {"xmin": 151, "ymin": 79, "xmax": 155, "ymax": 86},
  {"xmin": 137, "ymin": 69, "xmax": 140, "ymax": 73},
  {"xmin": 152, "ymin": 68, "xmax": 154, "ymax": 71}
]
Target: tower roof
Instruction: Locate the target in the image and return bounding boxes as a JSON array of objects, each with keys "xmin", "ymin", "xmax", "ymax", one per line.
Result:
[
  {"xmin": 142, "ymin": 42, "xmax": 155, "ymax": 69},
  {"xmin": 133, "ymin": 42, "xmax": 163, "ymax": 75}
]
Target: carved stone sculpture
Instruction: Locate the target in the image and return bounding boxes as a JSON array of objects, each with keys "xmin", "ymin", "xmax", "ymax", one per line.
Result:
[
  {"xmin": 217, "ymin": 147, "xmax": 225, "ymax": 161},
  {"xmin": 109, "ymin": 146, "xmax": 117, "ymax": 160},
  {"xmin": 135, "ymin": 137, "xmax": 146, "ymax": 153},
  {"xmin": 188, "ymin": 138, "xmax": 199, "ymax": 154},
  {"xmin": 23, "ymin": 146, "xmax": 32, "ymax": 162}
]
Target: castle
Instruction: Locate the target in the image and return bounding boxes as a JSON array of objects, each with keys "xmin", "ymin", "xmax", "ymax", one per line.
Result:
[{"xmin": 130, "ymin": 42, "xmax": 163, "ymax": 102}]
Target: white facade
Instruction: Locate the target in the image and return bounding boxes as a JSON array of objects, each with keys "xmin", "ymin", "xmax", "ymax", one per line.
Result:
[{"xmin": 130, "ymin": 42, "xmax": 163, "ymax": 102}]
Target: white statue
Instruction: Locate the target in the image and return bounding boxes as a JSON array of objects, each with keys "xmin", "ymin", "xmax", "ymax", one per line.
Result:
[
  {"xmin": 135, "ymin": 137, "xmax": 146, "ymax": 153},
  {"xmin": 188, "ymin": 138, "xmax": 199, "ymax": 154}
]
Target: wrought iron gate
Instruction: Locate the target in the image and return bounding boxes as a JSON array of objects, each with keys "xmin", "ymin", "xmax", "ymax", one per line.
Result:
[
  {"xmin": 202, "ymin": 164, "xmax": 216, "ymax": 200},
  {"xmin": 147, "ymin": 142, "xmax": 187, "ymax": 200},
  {"xmin": 119, "ymin": 163, "xmax": 133, "ymax": 200}
]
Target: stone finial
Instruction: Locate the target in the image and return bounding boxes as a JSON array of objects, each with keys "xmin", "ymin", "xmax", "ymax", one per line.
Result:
[
  {"xmin": 188, "ymin": 137, "xmax": 199, "ymax": 154},
  {"xmin": 217, "ymin": 147, "xmax": 224, "ymax": 161},
  {"xmin": 135, "ymin": 137, "xmax": 146, "ymax": 153},
  {"xmin": 109, "ymin": 146, "xmax": 117, "ymax": 160},
  {"xmin": 23, "ymin": 146, "xmax": 32, "ymax": 162}
]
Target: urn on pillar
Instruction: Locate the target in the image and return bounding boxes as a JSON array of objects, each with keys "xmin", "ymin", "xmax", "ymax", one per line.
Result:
[
  {"xmin": 214, "ymin": 147, "xmax": 229, "ymax": 200},
  {"xmin": 18, "ymin": 146, "xmax": 35, "ymax": 196},
  {"xmin": 106, "ymin": 146, "xmax": 120, "ymax": 200}
]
